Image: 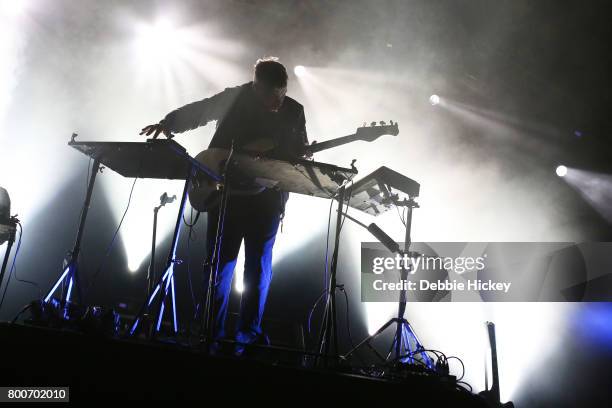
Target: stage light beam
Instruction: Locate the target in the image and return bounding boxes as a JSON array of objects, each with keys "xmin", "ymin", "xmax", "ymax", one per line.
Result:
[
  {"xmin": 563, "ymin": 168, "xmax": 612, "ymax": 224},
  {"xmin": 429, "ymin": 94, "xmax": 441, "ymax": 106}
]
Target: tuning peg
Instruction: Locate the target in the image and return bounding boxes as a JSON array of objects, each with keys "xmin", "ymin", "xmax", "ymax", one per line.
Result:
[
  {"xmin": 380, "ymin": 121, "xmax": 386, "ymax": 126},
  {"xmin": 370, "ymin": 121, "xmax": 376, "ymax": 127}
]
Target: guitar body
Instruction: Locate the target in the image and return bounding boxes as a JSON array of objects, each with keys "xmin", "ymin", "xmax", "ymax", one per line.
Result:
[
  {"xmin": 188, "ymin": 148, "xmax": 265, "ymax": 212},
  {"xmin": 188, "ymin": 121, "xmax": 400, "ymax": 212}
]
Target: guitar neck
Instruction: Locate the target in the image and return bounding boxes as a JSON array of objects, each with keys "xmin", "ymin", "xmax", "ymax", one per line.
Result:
[
  {"xmin": 307, "ymin": 122, "xmax": 399, "ymax": 154},
  {"xmin": 309, "ymin": 133, "xmax": 359, "ymax": 153}
]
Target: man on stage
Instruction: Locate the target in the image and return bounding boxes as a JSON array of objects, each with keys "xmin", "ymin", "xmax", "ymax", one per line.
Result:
[{"xmin": 141, "ymin": 57, "xmax": 309, "ymax": 354}]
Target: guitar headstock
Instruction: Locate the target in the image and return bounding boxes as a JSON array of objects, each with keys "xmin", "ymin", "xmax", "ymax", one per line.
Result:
[{"xmin": 355, "ymin": 120, "xmax": 399, "ymax": 142}]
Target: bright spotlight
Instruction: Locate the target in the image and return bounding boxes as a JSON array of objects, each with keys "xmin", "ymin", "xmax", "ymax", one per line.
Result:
[
  {"xmin": 556, "ymin": 165, "xmax": 568, "ymax": 177},
  {"xmin": 429, "ymin": 94, "xmax": 441, "ymax": 106},
  {"xmin": 294, "ymin": 65, "xmax": 306, "ymax": 77},
  {"xmin": 1, "ymin": 0, "xmax": 26, "ymax": 17},
  {"xmin": 136, "ymin": 19, "xmax": 181, "ymax": 59}
]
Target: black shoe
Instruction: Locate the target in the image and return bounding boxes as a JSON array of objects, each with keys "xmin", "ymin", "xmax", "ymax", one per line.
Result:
[
  {"xmin": 234, "ymin": 331, "xmax": 257, "ymax": 357},
  {"xmin": 233, "ymin": 332, "xmax": 270, "ymax": 357}
]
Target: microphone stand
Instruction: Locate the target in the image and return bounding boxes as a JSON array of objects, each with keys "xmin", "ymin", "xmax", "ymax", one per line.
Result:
[
  {"xmin": 200, "ymin": 142, "xmax": 236, "ymax": 348},
  {"xmin": 341, "ymin": 197, "xmax": 433, "ymax": 368},
  {"xmin": 146, "ymin": 193, "xmax": 176, "ymax": 299},
  {"xmin": 129, "ymin": 190, "xmax": 181, "ymax": 339}
]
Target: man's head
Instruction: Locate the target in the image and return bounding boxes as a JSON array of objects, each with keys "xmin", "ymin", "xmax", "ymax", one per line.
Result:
[{"xmin": 253, "ymin": 57, "xmax": 287, "ymax": 112}]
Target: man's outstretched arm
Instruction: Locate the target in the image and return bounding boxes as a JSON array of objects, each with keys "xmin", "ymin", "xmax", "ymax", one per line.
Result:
[{"xmin": 140, "ymin": 85, "xmax": 243, "ymax": 138}]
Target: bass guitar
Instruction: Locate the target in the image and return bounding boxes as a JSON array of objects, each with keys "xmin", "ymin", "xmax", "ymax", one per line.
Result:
[{"xmin": 188, "ymin": 121, "xmax": 399, "ymax": 211}]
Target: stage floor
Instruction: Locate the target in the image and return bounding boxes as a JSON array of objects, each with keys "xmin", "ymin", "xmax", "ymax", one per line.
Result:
[{"xmin": 0, "ymin": 322, "xmax": 488, "ymax": 405}]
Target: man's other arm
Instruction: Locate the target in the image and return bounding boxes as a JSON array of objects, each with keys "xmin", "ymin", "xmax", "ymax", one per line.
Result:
[{"xmin": 140, "ymin": 85, "xmax": 243, "ymax": 138}]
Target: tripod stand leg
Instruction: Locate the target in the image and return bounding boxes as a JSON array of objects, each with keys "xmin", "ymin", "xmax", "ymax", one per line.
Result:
[
  {"xmin": 394, "ymin": 312, "xmax": 404, "ymax": 359},
  {"xmin": 382, "ymin": 321, "xmax": 425, "ymax": 364},
  {"xmin": 63, "ymin": 274, "xmax": 75, "ymax": 319},
  {"xmin": 149, "ymin": 269, "xmax": 170, "ymax": 303},
  {"xmin": 44, "ymin": 159, "xmax": 100, "ymax": 314},
  {"xmin": 151, "ymin": 269, "xmax": 178, "ymax": 334},
  {"xmin": 151, "ymin": 264, "xmax": 180, "ymax": 336},
  {"xmin": 343, "ymin": 318, "xmax": 396, "ymax": 361},
  {"xmin": 44, "ymin": 265, "xmax": 70, "ymax": 303},
  {"xmin": 129, "ymin": 261, "xmax": 171, "ymax": 336},
  {"xmin": 66, "ymin": 275, "xmax": 74, "ymax": 304},
  {"xmin": 401, "ymin": 325, "xmax": 413, "ymax": 363},
  {"xmin": 404, "ymin": 321, "xmax": 433, "ymax": 368},
  {"xmin": 384, "ymin": 320, "xmax": 413, "ymax": 362},
  {"xmin": 385, "ymin": 335, "xmax": 396, "ymax": 361},
  {"xmin": 170, "ymin": 272, "xmax": 177, "ymax": 333},
  {"xmin": 387, "ymin": 320, "xmax": 433, "ymax": 367},
  {"xmin": 136, "ymin": 170, "xmax": 192, "ymax": 338},
  {"xmin": 153, "ymin": 270, "xmax": 170, "ymax": 333}
]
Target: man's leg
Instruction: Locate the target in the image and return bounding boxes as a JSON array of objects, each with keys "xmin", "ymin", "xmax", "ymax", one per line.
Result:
[
  {"xmin": 237, "ymin": 208, "xmax": 281, "ymax": 344},
  {"xmin": 207, "ymin": 206, "xmax": 244, "ymax": 340}
]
